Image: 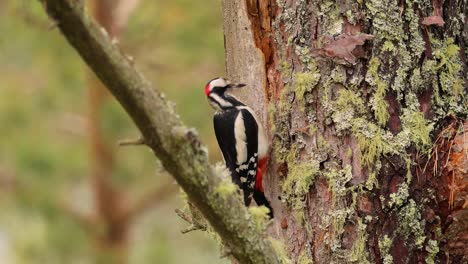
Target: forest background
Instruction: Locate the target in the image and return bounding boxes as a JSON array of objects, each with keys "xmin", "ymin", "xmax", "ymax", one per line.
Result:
[{"xmin": 0, "ymin": 1, "xmax": 228, "ymax": 263}]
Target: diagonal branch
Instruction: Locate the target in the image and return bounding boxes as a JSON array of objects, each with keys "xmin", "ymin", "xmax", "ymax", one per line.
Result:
[{"xmin": 38, "ymin": 1, "xmax": 281, "ymax": 263}]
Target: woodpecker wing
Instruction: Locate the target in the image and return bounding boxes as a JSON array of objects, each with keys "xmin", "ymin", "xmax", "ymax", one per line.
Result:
[
  {"xmin": 213, "ymin": 109, "xmax": 238, "ymax": 179},
  {"xmin": 237, "ymin": 108, "xmax": 259, "ymax": 205},
  {"xmin": 214, "ymin": 108, "xmax": 258, "ymax": 205}
]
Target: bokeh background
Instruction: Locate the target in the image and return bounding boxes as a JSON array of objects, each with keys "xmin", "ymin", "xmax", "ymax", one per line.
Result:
[{"xmin": 0, "ymin": 0, "xmax": 228, "ymax": 263}]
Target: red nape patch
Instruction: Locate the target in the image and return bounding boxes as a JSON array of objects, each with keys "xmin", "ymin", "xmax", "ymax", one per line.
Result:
[
  {"xmin": 204, "ymin": 84, "xmax": 211, "ymax": 96},
  {"xmin": 256, "ymin": 157, "xmax": 268, "ymax": 192}
]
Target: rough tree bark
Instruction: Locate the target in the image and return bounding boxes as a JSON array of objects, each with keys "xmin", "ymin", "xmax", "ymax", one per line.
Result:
[
  {"xmin": 38, "ymin": 1, "xmax": 283, "ymax": 263},
  {"xmin": 224, "ymin": 0, "xmax": 467, "ymax": 263}
]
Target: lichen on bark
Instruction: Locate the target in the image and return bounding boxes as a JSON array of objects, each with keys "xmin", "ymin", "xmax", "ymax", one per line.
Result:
[{"xmin": 228, "ymin": 0, "xmax": 467, "ymax": 262}]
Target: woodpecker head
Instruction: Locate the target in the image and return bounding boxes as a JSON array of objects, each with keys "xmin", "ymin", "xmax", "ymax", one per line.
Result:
[
  {"xmin": 205, "ymin": 77, "xmax": 246, "ymax": 110},
  {"xmin": 204, "ymin": 77, "xmax": 246, "ymax": 97}
]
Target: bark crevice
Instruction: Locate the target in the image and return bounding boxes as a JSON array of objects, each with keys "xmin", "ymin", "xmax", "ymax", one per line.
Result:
[{"xmin": 245, "ymin": 0, "xmax": 280, "ymax": 100}]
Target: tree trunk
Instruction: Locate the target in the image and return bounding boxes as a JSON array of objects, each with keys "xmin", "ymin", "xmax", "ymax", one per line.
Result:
[
  {"xmin": 85, "ymin": 0, "xmax": 140, "ymax": 262},
  {"xmin": 87, "ymin": 1, "xmax": 129, "ymax": 263},
  {"xmin": 223, "ymin": 0, "xmax": 467, "ymax": 263}
]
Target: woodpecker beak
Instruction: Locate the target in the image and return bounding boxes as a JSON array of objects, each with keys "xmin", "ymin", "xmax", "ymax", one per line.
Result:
[{"xmin": 227, "ymin": 83, "xmax": 246, "ymax": 89}]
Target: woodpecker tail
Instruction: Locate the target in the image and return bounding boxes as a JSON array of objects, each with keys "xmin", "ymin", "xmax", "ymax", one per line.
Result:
[{"xmin": 253, "ymin": 190, "xmax": 274, "ymax": 218}]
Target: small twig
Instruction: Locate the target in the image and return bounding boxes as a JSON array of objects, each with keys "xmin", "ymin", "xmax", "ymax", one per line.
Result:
[
  {"xmin": 175, "ymin": 208, "xmax": 207, "ymax": 234},
  {"xmin": 118, "ymin": 137, "xmax": 146, "ymax": 146},
  {"xmin": 445, "ymin": 137, "xmax": 455, "ymax": 168},
  {"xmin": 181, "ymin": 225, "xmax": 201, "ymax": 234},
  {"xmin": 175, "ymin": 208, "xmax": 193, "ymax": 223},
  {"xmin": 422, "ymin": 145, "xmax": 435, "ymax": 174},
  {"xmin": 449, "ymin": 170, "xmax": 455, "ymax": 210}
]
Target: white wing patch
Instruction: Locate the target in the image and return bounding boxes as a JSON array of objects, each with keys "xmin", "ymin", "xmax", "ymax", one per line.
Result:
[
  {"xmin": 236, "ymin": 106, "xmax": 268, "ymax": 158},
  {"xmin": 234, "ymin": 111, "xmax": 248, "ymax": 165}
]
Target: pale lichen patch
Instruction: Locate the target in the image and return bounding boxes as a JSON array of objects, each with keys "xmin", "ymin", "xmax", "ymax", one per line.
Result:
[
  {"xmin": 348, "ymin": 219, "xmax": 370, "ymax": 263},
  {"xmin": 378, "ymin": 235, "xmax": 394, "ymax": 264},
  {"xmin": 400, "ymin": 109, "xmax": 433, "ymax": 151},
  {"xmin": 332, "ymin": 89, "xmax": 366, "ymax": 134},
  {"xmin": 281, "ymin": 146, "xmax": 321, "ymax": 223},
  {"xmin": 248, "ymin": 206, "xmax": 270, "ymax": 232},
  {"xmin": 425, "ymin": 239, "xmax": 439, "ymax": 264},
  {"xmin": 398, "ymin": 199, "xmax": 426, "ymax": 249},
  {"xmin": 268, "ymin": 237, "xmax": 292, "ymax": 264},
  {"xmin": 214, "ymin": 180, "xmax": 237, "ymax": 197},
  {"xmin": 365, "ymin": 57, "xmax": 389, "ymax": 126},
  {"xmin": 388, "ymin": 182, "xmax": 410, "ymax": 208},
  {"xmin": 293, "ymin": 71, "xmax": 321, "ymax": 111}
]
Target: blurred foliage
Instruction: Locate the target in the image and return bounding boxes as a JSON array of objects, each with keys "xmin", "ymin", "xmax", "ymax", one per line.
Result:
[{"xmin": 0, "ymin": 0, "xmax": 226, "ymax": 263}]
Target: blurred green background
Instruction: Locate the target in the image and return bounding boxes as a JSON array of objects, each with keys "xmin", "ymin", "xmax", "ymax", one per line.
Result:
[{"xmin": 0, "ymin": 0, "xmax": 227, "ymax": 263}]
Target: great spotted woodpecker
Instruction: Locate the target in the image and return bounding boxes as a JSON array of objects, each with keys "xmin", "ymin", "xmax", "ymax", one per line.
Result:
[{"xmin": 205, "ymin": 77, "xmax": 273, "ymax": 218}]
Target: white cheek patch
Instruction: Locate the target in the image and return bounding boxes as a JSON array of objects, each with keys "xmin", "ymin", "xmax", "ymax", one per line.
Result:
[{"xmin": 209, "ymin": 94, "xmax": 232, "ymax": 108}]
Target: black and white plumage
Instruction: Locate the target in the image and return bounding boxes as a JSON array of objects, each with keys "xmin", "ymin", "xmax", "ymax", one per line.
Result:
[{"xmin": 205, "ymin": 77, "xmax": 273, "ymax": 217}]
